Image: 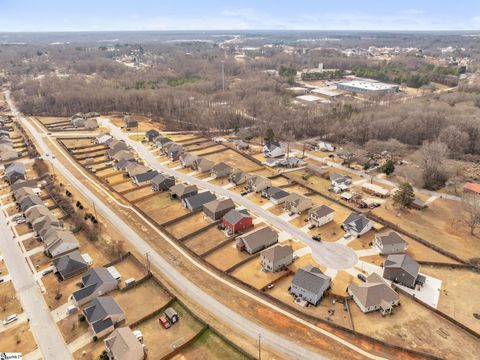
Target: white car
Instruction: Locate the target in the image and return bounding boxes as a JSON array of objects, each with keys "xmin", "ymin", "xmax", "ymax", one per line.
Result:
[
  {"xmin": 3, "ymin": 314, "xmax": 18, "ymax": 326},
  {"xmin": 16, "ymin": 219, "xmax": 26, "ymax": 224}
]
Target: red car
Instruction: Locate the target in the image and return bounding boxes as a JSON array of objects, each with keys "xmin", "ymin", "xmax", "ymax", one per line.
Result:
[{"xmin": 159, "ymin": 315, "xmax": 171, "ymax": 329}]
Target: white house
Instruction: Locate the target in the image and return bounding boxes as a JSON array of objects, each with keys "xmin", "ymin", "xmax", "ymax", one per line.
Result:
[{"xmin": 308, "ymin": 205, "xmax": 335, "ymax": 227}]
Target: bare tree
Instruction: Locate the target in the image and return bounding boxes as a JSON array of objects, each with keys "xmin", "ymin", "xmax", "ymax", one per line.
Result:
[
  {"xmin": 462, "ymin": 194, "xmax": 480, "ymax": 236},
  {"xmin": 417, "ymin": 140, "xmax": 449, "ymax": 190},
  {"xmin": 439, "ymin": 125, "xmax": 470, "ymax": 158}
]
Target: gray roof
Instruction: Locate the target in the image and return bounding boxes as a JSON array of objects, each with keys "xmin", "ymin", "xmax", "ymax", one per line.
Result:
[
  {"xmin": 212, "ymin": 162, "xmax": 232, "ymax": 173},
  {"xmin": 146, "ymin": 129, "xmax": 159, "ymax": 137},
  {"xmin": 264, "ymin": 142, "xmax": 281, "ymax": 151},
  {"xmin": 309, "ymin": 205, "xmax": 335, "ymax": 218},
  {"xmin": 263, "ymin": 187, "xmax": 289, "ymax": 200},
  {"xmin": 349, "ymin": 273, "xmax": 399, "ymax": 307},
  {"xmin": 384, "ymin": 254, "xmax": 420, "ymax": 278},
  {"xmin": 376, "ymin": 232, "xmax": 408, "ymax": 246},
  {"xmin": 156, "ymin": 137, "xmax": 172, "ymax": 145},
  {"xmin": 203, "ymin": 198, "xmax": 235, "ymax": 214},
  {"xmin": 84, "ymin": 296, "xmax": 123, "ymax": 323},
  {"xmin": 183, "ymin": 191, "xmax": 216, "ymax": 211},
  {"xmin": 53, "ymin": 250, "xmax": 88, "ymax": 278},
  {"xmin": 133, "ymin": 170, "xmax": 158, "ymax": 183},
  {"xmin": 5, "ymin": 162, "xmax": 26, "ymax": 176},
  {"xmin": 73, "ymin": 267, "xmax": 116, "ymax": 302},
  {"xmin": 20, "ymin": 195, "xmax": 43, "ymax": 212},
  {"xmin": 291, "ymin": 265, "xmax": 331, "ymax": 294},
  {"xmin": 261, "ymin": 245, "xmax": 293, "ymax": 263},
  {"xmin": 11, "ymin": 179, "xmax": 37, "ymax": 192},
  {"xmin": 105, "ymin": 327, "xmax": 144, "ymax": 359},
  {"xmin": 170, "ymin": 183, "xmax": 197, "ymax": 197},
  {"xmin": 229, "ymin": 170, "xmax": 247, "ymax": 184},
  {"xmin": 223, "ymin": 209, "xmax": 251, "ymax": 224},
  {"xmin": 343, "ymin": 212, "xmax": 371, "ymax": 233},
  {"xmin": 330, "ymin": 173, "xmax": 351, "ymax": 183},
  {"xmin": 164, "ymin": 307, "xmax": 178, "ymax": 319},
  {"xmin": 239, "ymin": 226, "xmax": 278, "ymax": 250},
  {"xmin": 151, "ymin": 173, "xmax": 175, "ymax": 185}
]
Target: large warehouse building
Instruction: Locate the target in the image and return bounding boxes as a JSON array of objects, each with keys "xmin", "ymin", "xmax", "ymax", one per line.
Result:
[{"xmin": 336, "ymin": 80, "xmax": 399, "ymax": 94}]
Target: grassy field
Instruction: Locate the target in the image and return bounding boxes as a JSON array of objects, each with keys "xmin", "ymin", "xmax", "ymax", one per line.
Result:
[
  {"xmin": 203, "ymin": 149, "xmax": 260, "ymax": 172},
  {"xmin": 0, "ymin": 323, "xmax": 37, "ymax": 354},
  {"xmin": 0, "ymin": 281, "xmax": 23, "ymax": 317}
]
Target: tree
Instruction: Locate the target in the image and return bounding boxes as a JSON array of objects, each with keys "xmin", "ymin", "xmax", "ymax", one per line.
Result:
[
  {"xmin": 380, "ymin": 160, "xmax": 395, "ymax": 175},
  {"xmin": 438, "ymin": 125, "xmax": 469, "ymax": 158},
  {"xmin": 462, "ymin": 194, "xmax": 480, "ymax": 235},
  {"xmin": 392, "ymin": 182, "xmax": 415, "ymax": 211},
  {"xmin": 417, "ymin": 141, "xmax": 449, "ymax": 190},
  {"xmin": 264, "ymin": 128, "xmax": 275, "ymax": 143}
]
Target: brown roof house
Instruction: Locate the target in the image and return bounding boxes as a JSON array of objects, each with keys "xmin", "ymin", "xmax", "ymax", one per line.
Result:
[
  {"xmin": 211, "ymin": 162, "xmax": 232, "ymax": 179},
  {"xmin": 374, "ymin": 232, "xmax": 408, "ymax": 255},
  {"xmin": 169, "ymin": 183, "xmax": 198, "ymax": 199},
  {"xmin": 246, "ymin": 175, "xmax": 271, "ymax": 193},
  {"xmin": 308, "ymin": 205, "xmax": 335, "ymax": 227},
  {"xmin": 202, "ymin": 198, "xmax": 235, "ymax": 221},
  {"xmin": 236, "ymin": 226, "xmax": 278, "ymax": 254},
  {"xmin": 260, "ymin": 245, "xmax": 293, "ymax": 272},
  {"xmin": 179, "ymin": 153, "xmax": 198, "ymax": 168},
  {"xmin": 383, "ymin": 254, "xmax": 424, "ymax": 289},
  {"xmin": 192, "ymin": 157, "xmax": 214, "ymax": 173},
  {"xmin": 44, "ymin": 230, "xmax": 79, "ymax": 258},
  {"xmin": 229, "ymin": 170, "xmax": 247, "ymax": 185},
  {"xmin": 348, "ymin": 273, "xmax": 400, "ymax": 315},
  {"xmin": 105, "ymin": 327, "xmax": 144, "ymax": 360},
  {"xmin": 283, "ymin": 193, "xmax": 313, "ymax": 214}
]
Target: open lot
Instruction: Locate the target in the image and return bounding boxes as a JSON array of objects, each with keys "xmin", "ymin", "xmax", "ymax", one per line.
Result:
[
  {"xmin": 0, "ymin": 281, "xmax": 23, "ymax": 317},
  {"xmin": 205, "ymin": 242, "xmax": 251, "ymax": 271},
  {"xmin": 350, "ymin": 293, "xmax": 479, "ymax": 360},
  {"xmin": 184, "ymin": 226, "xmax": 228, "ymax": 255},
  {"xmin": 58, "ymin": 313, "xmax": 90, "ymax": 344},
  {"xmin": 136, "ymin": 193, "xmax": 189, "ymax": 224},
  {"xmin": 29, "ymin": 251, "xmax": 51, "ymax": 271},
  {"xmin": 22, "ymin": 237, "xmax": 42, "ymax": 252},
  {"xmin": 113, "ymin": 279, "xmax": 172, "ymax": 324},
  {"xmin": 137, "ymin": 302, "xmax": 205, "ymax": 359},
  {"xmin": 73, "ymin": 340, "xmax": 104, "ymax": 360},
  {"xmin": 113, "ymin": 256, "xmax": 147, "ymax": 284},
  {"xmin": 123, "ymin": 186, "xmax": 153, "ymax": 202},
  {"xmin": 164, "ymin": 212, "xmax": 211, "ymax": 239},
  {"xmin": 0, "ymin": 323, "xmax": 37, "ymax": 354}
]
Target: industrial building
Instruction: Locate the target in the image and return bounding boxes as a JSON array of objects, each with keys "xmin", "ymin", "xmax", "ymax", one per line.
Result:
[{"xmin": 336, "ymin": 80, "xmax": 399, "ymax": 94}]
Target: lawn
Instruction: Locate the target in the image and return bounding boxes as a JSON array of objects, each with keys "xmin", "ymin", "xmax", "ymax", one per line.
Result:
[
  {"xmin": 22, "ymin": 237, "xmax": 42, "ymax": 252},
  {"xmin": 205, "ymin": 243, "xmax": 251, "ymax": 271},
  {"xmin": 43, "ymin": 272, "xmax": 84, "ymax": 310},
  {"xmin": 113, "ymin": 256, "xmax": 147, "ymax": 286},
  {"xmin": 164, "ymin": 212, "xmax": 211, "ymax": 239},
  {"xmin": 0, "ymin": 259, "xmax": 9, "ymax": 276},
  {"xmin": 73, "ymin": 340, "xmax": 104, "ymax": 360},
  {"xmin": 231, "ymin": 257, "xmax": 288, "ymax": 290},
  {"xmin": 184, "ymin": 227, "xmax": 228, "ymax": 255},
  {"xmin": 29, "ymin": 252, "xmax": 51, "ymax": 272},
  {"xmin": 0, "ymin": 281, "xmax": 23, "ymax": 317},
  {"xmin": 136, "ymin": 193, "xmax": 189, "ymax": 224},
  {"xmin": 0, "ymin": 323, "xmax": 37, "ymax": 354},
  {"xmin": 58, "ymin": 313, "xmax": 90, "ymax": 344},
  {"xmin": 203, "ymin": 149, "xmax": 260, "ymax": 172}
]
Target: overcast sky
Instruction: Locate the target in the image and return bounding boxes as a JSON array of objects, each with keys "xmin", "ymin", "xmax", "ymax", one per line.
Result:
[{"xmin": 0, "ymin": 0, "xmax": 479, "ymax": 32}]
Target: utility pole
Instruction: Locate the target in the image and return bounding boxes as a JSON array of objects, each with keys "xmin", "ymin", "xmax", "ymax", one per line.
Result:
[
  {"xmin": 258, "ymin": 334, "xmax": 261, "ymax": 360},
  {"xmin": 221, "ymin": 60, "xmax": 225, "ymax": 92},
  {"xmin": 302, "ymin": 142, "xmax": 306, "ymax": 158},
  {"xmin": 92, "ymin": 201, "xmax": 97, "ymax": 220},
  {"xmin": 145, "ymin": 252, "xmax": 151, "ymax": 274}
]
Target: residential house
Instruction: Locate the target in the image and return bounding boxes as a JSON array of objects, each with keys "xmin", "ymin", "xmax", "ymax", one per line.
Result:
[
  {"xmin": 72, "ymin": 267, "xmax": 119, "ymax": 306},
  {"xmin": 330, "ymin": 173, "xmax": 352, "ymax": 191},
  {"xmin": 263, "ymin": 142, "xmax": 285, "ymax": 158},
  {"xmin": 192, "ymin": 157, "xmax": 214, "ymax": 173},
  {"xmin": 13, "ymin": 186, "xmax": 37, "ymax": 203},
  {"xmin": 32, "ymin": 214, "xmax": 63, "ymax": 239},
  {"xmin": 11, "ymin": 179, "xmax": 37, "ymax": 192},
  {"xmin": 84, "ymin": 296, "xmax": 125, "ymax": 337},
  {"xmin": 155, "ymin": 137, "xmax": 173, "ymax": 151},
  {"xmin": 261, "ymin": 187, "xmax": 289, "ymax": 205},
  {"xmin": 124, "ymin": 116, "xmax": 138, "ymax": 129},
  {"xmin": 107, "ymin": 142, "xmax": 129, "ymax": 159},
  {"xmin": 0, "ymin": 145, "xmax": 18, "ymax": 161},
  {"xmin": 24, "ymin": 205, "xmax": 51, "ymax": 224},
  {"xmin": 246, "ymin": 175, "xmax": 271, "ymax": 193},
  {"xmin": 44, "ymin": 230, "xmax": 80, "ymax": 258},
  {"xmin": 283, "ymin": 193, "xmax": 313, "ymax": 214},
  {"xmin": 211, "ymin": 162, "xmax": 232, "ymax": 179},
  {"xmin": 318, "ymin": 141, "xmax": 335, "ymax": 152},
  {"xmin": 179, "ymin": 153, "xmax": 198, "ymax": 168},
  {"xmin": 95, "ymin": 134, "xmax": 112, "ymax": 145},
  {"xmin": 167, "ymin": 144, "xmax": 183, "ymax": 161},
  {"xmin": 4, "ymin": 162, "xmax": 26, "ymax": 184},
  {"xmin": 236, "ymin": 226, "xmax": 278, "ymax": 254},
  {"xmin": 383, "ymin": 254, "xmax": 424, "ymax": 289},
  {"xmin": 281, "ymin": 157, "xmax": 306, "ymax": 168},
  {"xmin": 72, "ymin": 117, "xmax": 86, "ymax": 128},
  {"xmin": 145, "ymin": 129, "xmax": 159, "ymax": 142},
  {"xmin": 112, "ymin": 150, "xmax": 135, "ymax": 163},
  {"xmin": 183, "ymin": 191, "xmax": 216, "ymax": 212},
  {"xmin": 342, "ymin": 212, "xmax": 373, "ymax": 237},
  {"xmin": 229, "ymin": 170, "xmax": 247, "ymax": 185},
  {"xmin": 104, "ymin": 327, "xmax": 144, "ymax": 360},
  {"xmin": 53, "ymin": 250, "xmax": 89, "ymax": 280},
  {"xmin": 125, "ymin": 163, "xmax": 150, "ymax": 178},
  {"xmin": 348, "ymin": 273, "xmax": 400, "ymax": 315},
  {"xmin": 308, "ymin": 205, "xmax": 335, "ymax": 227},
  {"xmin": 106, "ymin": 139, "xmax": 121, "ymax": 149},
  {"xmin": 203, "ymin": 198, "xmax": 235, "ymax": 221},
  {"xmin": 260, "ymin": 245, "xmax": 293, "ymax": 272},
  {"xmin": 170, "ymin": 184, "xmax": 197, "ymax": 199},
  {"xmin": 151, "ymin": 173, "xmax": 175, "ymax": 192},
  {"xmin": 115, "ymin": 159, "xmax": 135, "ymax": 172},
  {"xmin": 236, "ymin": 141, "xmax": 249, "ymax": 150},
  {"xmin": 86, "ymin": 118, "xmax": 99, "ymax": 130},
  {"xmin": 19, "ymin": 195, "xmax": 43, "ymax": 213},
  {"xmin": 222, "ymin": 209, "xmax": 252, "ymax": 234},
  {"xmin": 374, "ymin": 232, "xmax": 408, "ymax": 255},
  {"xmin": 361, "ymin": 183, "xmax": 390, "ymax": 198},
  {"xmin": 264, "ymin": 158, "xmax": 283, "ymax": 168},
  {"xmin": 289, "ymin": 265, "xmax": 331, "ymax": 306},
  {"xmin": 132, "ymin": 170, "xmax": 158, "ymax": 185}
]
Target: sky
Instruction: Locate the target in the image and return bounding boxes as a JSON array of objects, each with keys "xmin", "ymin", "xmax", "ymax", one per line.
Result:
[{"xmin": 0, "ymin": 0, "xmax": 479, "ymax": 32}]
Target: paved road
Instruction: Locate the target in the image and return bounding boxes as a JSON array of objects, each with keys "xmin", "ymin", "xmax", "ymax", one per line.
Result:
[
  {"xmin": 6, "ymin": 91, "xmax": 388, "ymax": 360},
  {"xmin": 102, "ymin": 119, "xmax": 358, "ymax": 270},
  {"xmin": 0, "ymin": 202, "xmax": 72, "ymax": 359}
]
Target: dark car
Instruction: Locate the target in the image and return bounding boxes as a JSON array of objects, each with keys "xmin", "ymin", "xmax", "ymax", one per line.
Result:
[
  {"xmin": 312, "ymin": 235, "xmax": 321, "ymax": 242},
  {"xmin": 357, "ymin": 273, "xmax": 367, "ymax": 282}
]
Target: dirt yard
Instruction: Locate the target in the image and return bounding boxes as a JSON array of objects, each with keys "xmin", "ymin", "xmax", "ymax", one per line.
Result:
[
  {"xmin": 0, "ymin": 259, "xmax": 9, "ymax": 276},
  {"xmin": 136, "ymin": 193, "xmax": 189, "ymax": 224},
  {"xmin": 22, "ymin": 237, "xmax": 42, "ymax": 252},
  {"xmin": 205, "ymin": 243, "xmax": 252, "ymax": 271},
  {"xmin": 0, "ymin": 281, "xmax": 23, "ymax": 317},
  {"xmin": 58, "ymin": 313, "xmax": 90, "ymax": 344},
  {"xmin": 43, "ymin": 272, "xmax": 84, "ymax": 310},
  {"xmin": 113, "ymin": 256, "xmax": 147, "ymax": 284},
  {"xmin": 73, "ymin": 340, "xmax": 104, "ymax": 360},
  {"xmin": 0, "ymin": 322, "xmax": 37, "ymax": 354},
  {"xmin": 184, "ymin": 227, "xmax": 228, "ymax": 255},
  {"xmin": 29, "ymin": 252, "xmax": 51, "ymax": 271},
  {"xmin": 231, "ymin": 258, "xmax": 289, "ymax": 290},
  {"xmin": 164, "ymin": 212, "xmax": 211, "ymax": 239}
]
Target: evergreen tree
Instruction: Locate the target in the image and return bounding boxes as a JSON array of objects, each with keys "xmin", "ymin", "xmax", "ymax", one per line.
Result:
[{"xmin": 393, "ymin": 182, "xmax": 415, "ymax": 210}]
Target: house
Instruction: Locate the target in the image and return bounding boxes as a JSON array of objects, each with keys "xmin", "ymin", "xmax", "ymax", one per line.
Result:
[
  {"xmin": 283, "ymin": 193, "xmax": 313, "ymax": 214},
  {"xmin": 72, "ymin": 117, "xmax": 86, "ymax": 128},
  {"xmin": 151, "ymin": 173, "xmax": 175, "ymax": 192},
  {"xmin": 411, "ymin": 198, "xmax": 427, "ymax": 210},
  {"xmin": 236, "ymin": 226, "xmax": 278, "ymax": 254},
  {"xmin": 83, "ymin": 296, "xmax": 125, "ymax": 337},
  {"xmin": 361, "ymin": 183, "xmax": 390, "ymax": 198},
  {"xmin": 53, "ymin": 250, "xmax": 89, "ymax": 280},
  {"xmin": 246, "ymin": 175, "xmax": 271, "ymax": 193},
  {"xmin": 263, "ymin": 142, "xmax": 285, "ymax": 158},
  {"xmin": 19, "ymin": 195, "xmax": 43, "ymax": 213},
  {"xmin": 348, "ymin": 273, "xmax": 400, "ymax": 315},
  {"xmin": 170, "ymin": 183, "xmax": 197, "ymax": 199},
  {"xmin": 229, "ymin": 170, "xmax": 247, "ymax": 185},
  {"xmin": 374, "ymin": 232, "xmax": 408, "ymax": 255},
  {"xmin": 32, "ymin": 214, "xmax": 63, "ymax": 238},
  {"xmin": 4, "ymin": 162, "xmax": 26, "ymax": 184},
  {"xmin": 132, "ymin": 170, "xmax": 158, "ymax": 185},
  {"xmin": 183, "ymin": 191, "xmax": 216, "ymax": 212},
  {"xmin": 179, "ymin": 153, "xmax": 198, "ymax": 168},
  {"xmin": 260, "ymin": 245, "xmax": 293, "ymax": 272},
  {"xmin": 236, "ymin": 141, "xmax": 249, "ymax": 150},
  {"xmin": 164, "ymin": 308, "xmax": 179, "ymax": 324},
  {"xmin": 463, "ymin": 182, "xmax": 480, "ymax": 196},
  {"xmin": 24, "ymin": 205, "xmax": 51, "ymax": 224},
  {"xmin": 308, "ymin": 205, "xmax": 335, "ymax": 227},
  {"xmin": 112, "ymin": 150, "xmax": 135, "ymax": 163},
  {"xmin": 106, "ymin": 139, "xmax": 122, "ymax": 149},
  {"xmin": 264, "ymin": 158, "xmax": 284, "ymax": 168},
  {"xmin": 71, "ymin": 267, "xmax": 119, "ymax": 306},
  {"xmin": 0, "ymin": 146, "xmax": 18, "ymax": 161},
  {"xmin": 84, "ymin": 118, "xmax": 99, "ymax": 130},
  {"xmin": 330, "ymin": 173, "xmax": 352, "ymax": 191},
  {"xmin": 125, "ymin": 163, "xmax": 150, "ymax": 178},
  {"xmin": 155, "ymin": 137, "xmax": 172, "ymax": 150},
  {"xmin": 318, "ymin": 141, "xmax": 335, "ymax": 152},
  {"xmin": 167, "ymin": 144, "xmax": 184, "ymax": 161},
  {"xmin": 281, "ymin": 157, "xmax": 306, "ymax": 168},
  {"xmin": 107, "ymin": 143, "xmax": 129, "ymax": 159},
  {"xmin": 192, "ymin": 158, "xmax": 214, "ymax": 173},
  {"xmin": 115, "ymin": 159, "xmax": 135, "ymax": 172},
  {"xmin": 145, "ymin": 129, "xmax": 159, "ymax": 142},
  {"xmin": 261, "ymin": 187, "xmax": 289, "ymax": 204},
  {"xmin": 383, "ymin": 254, "xmax": 424, "ymax": 289},
  {"xmin": 289, "ymin": 265, "xmax": 331, "ymax": 306},
  {"xmin": 105, "ymin": 327, "xmax": 144, "ymax": 360},
  {"xmin": 95, "ymin": 134, "xmax": 112, "ymax": 145},
  {"xmin": 203, "ymin": 198, "xmax": 235, "ymax": 221},
  {"xmin": 85, "ymin": 112, "xmax": 100, "ymax": 118},
  {"xmin": 211, "ymin": 162, "xmax": 232, "ymax": 179},
  {"xmin": 342, "ymin": 212, "xmax": 373, "ymax": 237},
  {"xmin": 44, "ymin": 230, "xmax": 79, "ymax": 258},
  {"xmin": 14, "ymin": 186, "xmax": 36, "ymax": 203},
  {"xmin": 222, "ymin": 209, "xmax": 252, "ymax": 234},
  {"xmin": 124, "ymin": 116, "xmax": 138, "ymax": 129},
  {"xmin": 11, "ymin": 179, "xmax": 37, "ymax": 192}
]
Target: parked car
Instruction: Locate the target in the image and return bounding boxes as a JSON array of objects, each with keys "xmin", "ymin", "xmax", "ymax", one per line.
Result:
[
  {"xmin": 312, "ymin": 235, "xmax": 321, "ymax": 242},
  {"xmin": 159, "ymin": 315, "xmax": 171, "ymax": 329},
  {"xmin": 16, "ymin": 219, "xmax": 26, "ymax": 224},
  {"xmin": 267, "ymin": 283, "xmax": 275, "ymax": 289},
  {"xmin": 0, "ymin": 279, "xmax": 4, "ymax": 284},
  {"xmin": 357, "ymin": 273, "xmax": 367, "ymax": 282},
  {"xmin": 13, "ymin": 215, "xmax": 25, "ymax": 221},
  {"xmin": 3, "ymin": 314, "xmax": 18, "ymax": 326},
  {"xmin": 66, "ymin": 305, "xmax": 79, "ymax": 315},
  {"xmin": 307, "ymin": 224, "xmax": 316, "ymax": 230},
  {"xmin": 42, "ymin": 269, "xmax": 54, "ymax": 276},
  {"xmin": 343, "ymin": 233, "xmax": 352, "ymax": 239},
  {"xmin": 240, "ymin": 191, "xmax": 249, "ymax": 196}
]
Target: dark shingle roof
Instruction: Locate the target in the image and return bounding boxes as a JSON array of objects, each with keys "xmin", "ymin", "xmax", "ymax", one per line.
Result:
[
  {"xmin": 223, "ymin": 209, "xmax": 250, "ymax": 224},
  {"xmin": 53, "ymin": 251, "xmax": 88, "ymax": 278},
  {"xmin": 384, "ymin": 254, "xmax": 420, "ymax": 278},
  {"xmin": 291, "ymin": 265, "xmax": 331, "ymax": 294},
  {"xmin": 184, "ymin": 191, "xmax": 216, "ymax": 211}
]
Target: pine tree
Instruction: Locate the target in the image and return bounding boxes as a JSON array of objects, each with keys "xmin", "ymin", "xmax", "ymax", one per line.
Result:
[{"xmin": 392, "ymin": 182, "xmax": 415, "ymax": 210}]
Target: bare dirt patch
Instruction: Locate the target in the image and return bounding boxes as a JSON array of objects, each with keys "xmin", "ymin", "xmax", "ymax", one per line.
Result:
[
  {"xmin": 0, "ymin": 322, "xmax": 37, "ymax": 354},
  {"xmin": 0, "ymin": 281, "xmax": 23, "ymax": 317}
]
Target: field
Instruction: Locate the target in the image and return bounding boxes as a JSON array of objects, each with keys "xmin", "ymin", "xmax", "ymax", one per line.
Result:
[
  {"xmin": 205, "ymin": 242, "xmax": 251, "ymax": 271},
  {"xmin": 136, "ymin": 193, "xmax": 189, "ymax": 224},
  {"xmin": 0, "ymin": 258, "xmax": 9, "ymax": 276},
  {"xmin": 184, "ymin": 226, "xmax": 228, "ymax": 255},
  {"xmin": 0, "ymin": 281, "xmax": 23, "ymax": 317},
  {"xmin": 0, "ymin": 323, "xmax": 37, "ymax": 354},
  {"xmin": 203, "ymin": 148, "xmax": 260, "ymax": 172},
  {"xmin": 112, "ymin": 255, "xmax": 147, "ymax": 283},
  {"xmin": 164, "ymin": 212, "xmax": 211, "ymax": 239}
]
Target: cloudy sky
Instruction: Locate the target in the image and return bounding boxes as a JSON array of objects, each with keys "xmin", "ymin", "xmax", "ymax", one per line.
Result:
[{"xmin": 0, "ymin": 0, "xmax": 479, "ymax": 32}]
